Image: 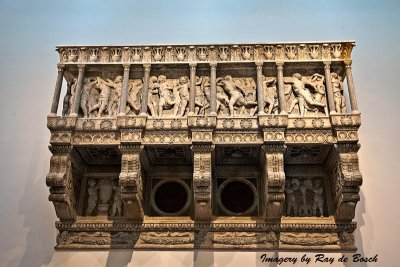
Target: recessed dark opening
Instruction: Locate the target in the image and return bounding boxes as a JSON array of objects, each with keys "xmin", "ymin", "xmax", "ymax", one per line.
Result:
[
  {"xmin": 221, "ymin": 181, "xmax": 254, "ymax": 213},
  {"xmin": 154, "ymin": 181, "xmax": 188, "ymax": 214}
]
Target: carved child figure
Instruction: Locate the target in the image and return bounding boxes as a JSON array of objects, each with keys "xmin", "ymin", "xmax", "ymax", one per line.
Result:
[
  {"xmin": 299, "ymin": 179, "xmax": 313, "ymax": 216},
  {"xmin": 126, "ymin": 79, "xmax": 142, "ymax": 115},
  {"xmin": 331, "ymin": 73, "xmax": 347, "ymax": 113},
  {"xmin": 146, "ymin": 76, "xmax": 159, "ymax": 117},
  {"xmin": 262, "ymin": 76, "xmax": 279, "ymax": 114},
  {"xmin": 80, "ymin": 77, "xmax": 97, "ymax": 117},
  {"xmin": 285, "ymin": 178, "xmax": 300, "ymax": 216},
  {"xmin": 86, "ymin": 179, "xmax": 99, "ymax": 216},
  {"xmin": 312, "ymin": 179, "xmax": 324, "ymax": 217},
  {"xmin": 157, "ymin": 75, "xmax": 176, "ymax": 117},
  {"xmin": 176, "ymin": 76, "xmax": 190, "ymax": 117},
  {"xmin": 111, "ymin": 183, "xmax": 122, "ymax": 217},
  {"xmin": 89, "ymin": 77, "xmax": 112, "ymax": 117},
  {"xmin": 62, "ymin": 80, "xmax": 73, "ymax": 116}
]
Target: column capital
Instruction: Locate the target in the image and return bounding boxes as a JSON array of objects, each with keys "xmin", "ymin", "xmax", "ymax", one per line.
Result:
[
  {"xmin": 276, "ymin": 62, "xmax": 284, "ymax": 68},
  {"xmin": 77, "ymin": 64, "xmax": 86, "ymax": 70},
  {"xmin": 210, "ymin": 62, "xmax": 217, "ymax": 68},
  {"xmin": 323, "ymin": 61, "xmax": 331, "ymax": 68},
  {"xmin": 123, "ymin": 64, "xmax": 131, "ymax": 70},
  {"xmin": 255, "ymin": 61, "xmax": 263, "ymax": 67},
  {"xmin": 57, "ymin": 64, "xmax": 65, "ymax": 71},
  {"xmin": 143, "ymin": 64, "xmax": 151, "ymax": 70},
  {"xmin": 344, "ymin": 60, "xmax": 352, "ymax": 68},
  {"xmin": 189, "ymin": 62, "xmax": 197, "ymax": 67}
]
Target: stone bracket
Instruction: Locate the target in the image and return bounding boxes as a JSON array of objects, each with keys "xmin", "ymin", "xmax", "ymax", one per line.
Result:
[
  {"xmin": 191, "ymin": 144, "xmax": 214, "ymax": 222},
  {"xmin": 119, "ymin": 144, "xmax": 144, "ymax": 221},
  {"xmin": 46, "ymin": 145, "xmax": 77, "ymax": 221},
  {"xmin": 262, "ymin": 144, "xmax": 286, "ymax": 222}
]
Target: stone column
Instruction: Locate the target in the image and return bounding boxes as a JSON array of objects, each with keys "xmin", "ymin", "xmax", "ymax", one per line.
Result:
[
  {"xmin": 50, "ymin": 64, "xmax": 65, "ymax": 115},
  {"xmin": 192, "ymin": 144, "xmax": 214, "ymax": 221},
  {"xmin": 46, "ymin": 145, "xmax": 77, "ymax": 221},
  {"xmin": 119, "ymin": 144, "xmax": 144, "ymax": 221},
  {"xmin": 70, "ymin": 64, "xmax": 85, "ymax": 116},
  {"xmin": 118, "ymin": 64, "xmax": 130, "ymax": 115},
  {"xmin": 189, "ymin": 63, "xmax": 197, "ymax": 115},
  {"xmin": 334, "ymin": 144, "xmax": 363, "ymax": 222},
  {"xmin": 276, "ymin": 62, "xmax": 286, "ymax": 114},
  {"xmin": 324, "ymin": 61, "xmax": 336, "ymax": 114},
  {"xmin": 262, "ymin": 144, "xmax": 286, "ymax": 222},
  {"xmin": 256, "ymin": 62, "xmax": 265, "ymax": 114},
  {"xmin": 140, "ymin": 64, "xmax": 151, "ymax": 115},
  {"xmin": 344, "ymin": 61, "xmax": 359, "ymax": 112},
  {"xmin": 210, "ymin": 63, "xmax": 217, "ymax": 115}
]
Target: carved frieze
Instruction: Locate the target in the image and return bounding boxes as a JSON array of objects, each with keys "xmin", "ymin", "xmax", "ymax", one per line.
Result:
[{"xmin": 57, "ymin": 42, "xmax": 353, "ymax": 64}]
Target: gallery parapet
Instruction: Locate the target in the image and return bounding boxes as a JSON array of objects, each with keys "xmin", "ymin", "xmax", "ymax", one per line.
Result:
[{"xmin": 56, "ymin": 41, "xmax": 355, "ymax": 64}]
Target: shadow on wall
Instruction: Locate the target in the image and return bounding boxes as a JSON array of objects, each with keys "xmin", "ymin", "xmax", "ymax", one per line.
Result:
[
  {"xmin": 106, "ymin": 250, "xmax": 133, "ymax": 267},
  {"xmin": 344, "ymin": 189, "xmax": 367, "ymax": 267},
  {"xmin": 16, "ymin": 133, "xmax": 55, "ymax": 267}
]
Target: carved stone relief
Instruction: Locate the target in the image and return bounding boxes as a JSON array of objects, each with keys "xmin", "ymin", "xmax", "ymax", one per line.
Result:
[
  {"xmin": 216, "ymin": 76, "xmax": 257, "ymax": 116},
  {"xmin": 284, "ymin": 73, "xmax": 328, "ymax": 116}
]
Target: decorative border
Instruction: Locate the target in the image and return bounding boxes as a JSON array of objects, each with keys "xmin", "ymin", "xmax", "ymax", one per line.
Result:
[{"xmin": 56, "ymin": 41, "xmax": 354, "ymax": 64}]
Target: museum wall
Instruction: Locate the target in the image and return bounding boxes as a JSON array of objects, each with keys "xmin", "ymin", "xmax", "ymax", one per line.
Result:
[{"xmin": 0, "ymin": 0, "xmax": 399, "ymax": 266}]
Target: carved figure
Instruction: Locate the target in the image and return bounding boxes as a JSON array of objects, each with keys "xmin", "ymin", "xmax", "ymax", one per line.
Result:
[
  {"xmin": 147, "ymin": 76, "xmax": 159, "ymax": 117},
  {"xmin": 86, "ymin": 179, "xmax": 99, "ymax": 216},
  {"xmin": 99, "ymin": 178, "xmax": 113, "ymax": 205},
  {"xmin": 89, "ymin": 77, "xmax": 112, "ymax": 117},
  {"xmin": 69, "ymin": 78, "xmax": 78, "ymax": 113},
  {"xmin": 126, "ymin": 79, "xmax": 142, "ymax": 115},
  {"xmin": 262, "ymin": 76, "xmax": 279, "ymax": 114},
  {"xmin": 194, "ymin": 76, "xmax": 207, "ymax": 115},
  {"xmin": 157, "ymin": 75, "xmax": 177, "ymax": 117},
  {"xmin": 331, "ymin": 73, "xmax": 347, "ymax": 113},
  {"xmin": 312, "ymin": 179, "xmax": 324, "ymax": 216},
  {"xmin": 105, "ymin": 76, "xmax": 123, "ymax": 116},
  {"xmin": 216, "ymin": 76, "xmax": 257, "ymax": 116},
  {"xmin": 62, "ymin": 80, "xmax": 73, "ymax": 116},
  {"xmin": 111, "ymin": 185, "xmax": 122, "ymax": 216},
  {"xmin": 216, "ymin": 84, "xmax": 230, "ymax": 115},
  {"xmin": 308, "ymin": 73, "xmax": 328, "ymax": 115},
  {"xmin": 299, "ymin": 179, "xmax": 313, "ymax": 216},
  {"xmin": 285, "ymin": 179, "xmax": 300, "ymax": 216},
  {"xmin": 176, "ymin": 76, "xmax": 190, "ymax": 117},
  {"xmin": 284, "ymin": 73, "xmax": 326, "ymax": 116},
  {"xmin": 80, "ymin": 77, "xmax": 97, "ymax": 117}
]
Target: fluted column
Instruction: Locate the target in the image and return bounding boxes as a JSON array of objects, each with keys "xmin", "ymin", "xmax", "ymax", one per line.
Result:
[
  {"xmin": 140, "ymin": 64, "xmax": 151, "ymax": 115},
  {"xmin": 276, "ymin": 62, "xmax": 286, "ymax": 114},
  {"xmin": 70, "ymin": 64, "xmax": 85, "ymax": 116},
  {"xmin": 189, "ymin": 63, "xmax": 197, "ymax": 115},
  {"xmin": 256, "ymin": 62, "xmax": 265, "ymax": 114},
  {"xmin": 118, "ymin": 64, "xmax": 130, "ymax": 115},
  {"xmin": 344, "ymin": 60, "xmax": 359, "ymax": 112},
  {"xmin": 50, "ymin": 64, "xmax": 65, "ymax": 115},
  {"xmin": 210, "ymin": 63, "xmax": 217, "ymax": 115},
  {"xmin": 324, "ymin": 61, "xmax": 336, "ymax": 114}
]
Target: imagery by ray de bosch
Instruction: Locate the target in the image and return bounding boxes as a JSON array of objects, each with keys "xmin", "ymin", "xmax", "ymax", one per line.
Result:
[{"xmin": 259, "ymin": 253, "xmax": 378, "ymax": 265}]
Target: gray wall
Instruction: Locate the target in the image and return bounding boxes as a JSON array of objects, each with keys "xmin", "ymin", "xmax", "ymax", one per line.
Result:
[{"xmin": 0, "ymin": 0, "xmax": 399, "ymax": 266}]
